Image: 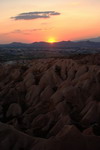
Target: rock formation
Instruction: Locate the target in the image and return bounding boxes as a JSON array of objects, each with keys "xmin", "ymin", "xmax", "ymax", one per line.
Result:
[{"xmin": 0, "ymin": 54, "xmax": 100, "ymax": 149}]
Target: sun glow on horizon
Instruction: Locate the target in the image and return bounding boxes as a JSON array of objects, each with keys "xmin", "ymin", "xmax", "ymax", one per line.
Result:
[{"xmin": 47, "ymin": 37, "xmax": 56, "ymax": 44}]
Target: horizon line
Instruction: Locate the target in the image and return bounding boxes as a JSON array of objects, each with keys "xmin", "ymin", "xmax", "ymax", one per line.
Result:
[{"xmin": 0, "ymin": 40, "xmax": 100, "ymax": 45}]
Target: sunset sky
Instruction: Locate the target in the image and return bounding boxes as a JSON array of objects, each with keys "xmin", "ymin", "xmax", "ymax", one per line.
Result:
[{"xmin": 0, "ymin": 0, "xmax": 100, "ymax": 43}]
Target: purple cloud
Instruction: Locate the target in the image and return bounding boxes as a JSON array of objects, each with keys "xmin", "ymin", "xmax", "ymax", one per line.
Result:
[{"xmin": 11, "ymin": 11, "xmax": 61, "ymax": 20}]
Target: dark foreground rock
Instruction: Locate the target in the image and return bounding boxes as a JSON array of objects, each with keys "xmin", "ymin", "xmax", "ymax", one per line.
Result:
[{"xmin": 0, "ymin": 122, "xmax": 100, "ymax": 150}]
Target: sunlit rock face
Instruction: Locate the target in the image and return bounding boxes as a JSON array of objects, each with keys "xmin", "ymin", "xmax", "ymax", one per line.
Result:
[{"xmin": 0, "ymin": 54, "xmax": 100, "ymax": 150}]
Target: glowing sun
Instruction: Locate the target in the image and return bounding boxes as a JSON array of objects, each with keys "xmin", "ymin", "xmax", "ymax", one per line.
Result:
[{"xmin": 47, "ymin": 37, "xmax": 56, "ymax": 43}]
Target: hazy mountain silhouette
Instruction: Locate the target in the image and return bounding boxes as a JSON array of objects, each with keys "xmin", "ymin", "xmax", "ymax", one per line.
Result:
[
  {"xmin": 86, "ymin": 37, "xmax": 100, "ymax": 42},
  {"xmin": 0, "ymin": 40, "xmax": 100, "ymax": 48},
  {"xmin": 78, "ymin": 37, "xmax": 100, "ymax": 42}
]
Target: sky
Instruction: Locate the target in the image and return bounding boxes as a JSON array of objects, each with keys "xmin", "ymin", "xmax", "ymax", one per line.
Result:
[{"xmin": 0, "ymin": 0, "xmax": 100, "ymax": 43}]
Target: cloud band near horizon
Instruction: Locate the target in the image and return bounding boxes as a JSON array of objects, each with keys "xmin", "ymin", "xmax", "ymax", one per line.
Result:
[{"xmin": 11, "ymin": 11, "xmax": 61, "ymax": 20}]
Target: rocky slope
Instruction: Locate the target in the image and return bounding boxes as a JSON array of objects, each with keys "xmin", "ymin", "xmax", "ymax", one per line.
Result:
[{"xmin": 0, "ymin": 54, "xmax": 100, "ymax": 149}]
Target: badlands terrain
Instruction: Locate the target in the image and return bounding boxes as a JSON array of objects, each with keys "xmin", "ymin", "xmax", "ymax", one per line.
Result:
[{"xmin": 0, "ymin": 54, "xmax": 100, "ymax": 149}]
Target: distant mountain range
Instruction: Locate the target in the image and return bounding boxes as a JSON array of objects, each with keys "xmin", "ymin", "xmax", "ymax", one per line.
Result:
[
  {"xmin": 81, "ymin": 37, "xmax": 100, "ymax": 42},
  {"xmin": 0, "ymin": 37, "xmax": 100, "ymax": 48}
]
